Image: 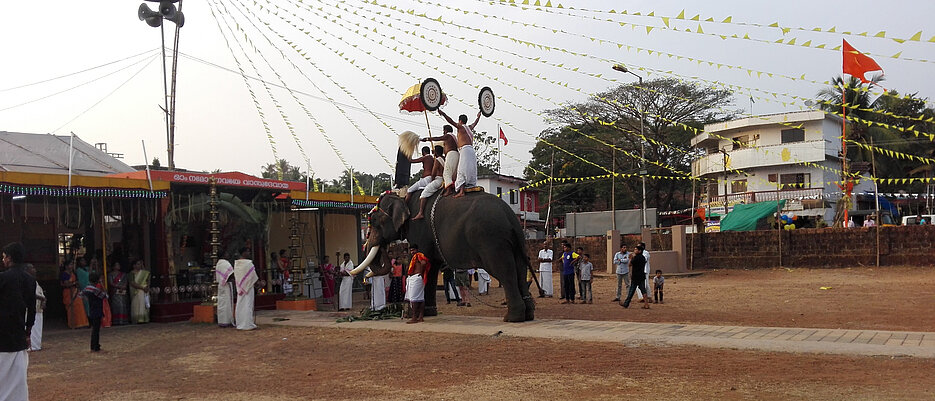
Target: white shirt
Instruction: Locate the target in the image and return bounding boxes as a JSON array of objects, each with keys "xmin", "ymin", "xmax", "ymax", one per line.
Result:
[
  {"xmin": 863, "ymin": 219, "xmax": 875, "ymax": 227},
  {"xmin": 340, "ymin": 260, "xmax": 355, "ymax": 273},
  {"xmin": 613, "ymin": 251, "xmax": 630, "ymax": 275},
  {"xmin": 537, "ymin": 249, "xmax": 553, "ymax": 272},
  {"xmin": 642, "ymin": 250, "xmax": 651, "ymax": 274}
]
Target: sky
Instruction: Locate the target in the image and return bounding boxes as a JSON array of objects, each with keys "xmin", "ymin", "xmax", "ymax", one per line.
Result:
[{"xmin": 2, "ymin": 0, "xmax": 934, "ymax": 185}]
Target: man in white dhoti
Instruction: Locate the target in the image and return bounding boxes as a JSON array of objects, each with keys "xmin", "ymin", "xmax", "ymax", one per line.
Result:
[
  {"xmin": 405, "ymin": 245, "xmax": 429, "ymax": 324},
  {"xmin": 412, "ymin": 146, "xmax": 445, "ymax": 220},
  {"xmin": 438, "ymin": 109, "xmax": 482, "ymax": 198},
  {"xmin": 1, "ymin": 242, "xmax": 36, "ymax": 401},
  {"xmin": 26, "ymin": 265, "xmax": 44, "ymax": 351},
  {"xmin": 476, "ymin": 268, "xmax": 491, "ymax": 295},
  {"xmin": 421, "ymin": 125, "xmax": 459, "ymax": 196},
  {"xmin": 370, "ymin": 273, "xmax": 387, "ymax": 312},
  {"xmin": 537, "ymin": 241, "xmax": 554, "ymax": 297},
  {"xmin": 233, "ymin": 248, "xmax": 258, "ymax": 331},
  {"xmin": 406, "ymin": 146, "xmax": 436, "ymax": 202},
  {"xmin": 338, "ymin": 252, "xmax": 355, "ymax": 311},
  {"xmin": 215, "ymin": 257, "xmax": 236, "ymax": 328}
]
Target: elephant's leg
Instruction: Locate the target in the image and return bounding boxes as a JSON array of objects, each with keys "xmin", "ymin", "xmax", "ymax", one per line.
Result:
[
  {"xmin": 424, "ymin": 261, "xmax": 441, "ymax": 317},
  {"xmin": 479, "ymin": 248, "xmax": 525, "ymax": 322},
  {"xmin": 516, "ymin": 254, "xmax": 535, "ymax": 321}
]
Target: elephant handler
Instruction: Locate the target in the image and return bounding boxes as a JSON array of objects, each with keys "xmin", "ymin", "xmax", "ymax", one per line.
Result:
[
  {"xmin": 420, "ymin": 124, "xmax": 459, "ymax": 196},
  {"xmin": 406, "ymin": 146, "xmax": 436, "ymax": 202},
  {"xmin": 438, "ymin": 109, "xmax": 482, "ymax": 198},
  {"xmin": 405, "ymin": 245, "xmax": 430, "ymax": 324},
  {"xmin": 412, "ymin": 146, "xmax": 446, "ymax": 220}
]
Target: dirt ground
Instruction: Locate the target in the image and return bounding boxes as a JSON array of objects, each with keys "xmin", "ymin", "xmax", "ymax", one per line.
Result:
[
  {"xmin": 28, "ymin": 323, "xmax": 935, "ymax": 400},
  {"xmin": 26, "ymin": 266, "xmax": 935, "ymax": 400},
  {"xmin": 434, "ymin": 266, "xmax": 935, "ymax": 332}
]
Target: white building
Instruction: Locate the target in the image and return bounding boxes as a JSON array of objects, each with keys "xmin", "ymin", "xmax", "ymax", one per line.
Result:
[
  {"xmin": 475, "ymin": 173, "xmax": 544, "ymax": 238},
  {"xmin": 691, "ymin": 110, "xmax": 873, "ymax": 222}
]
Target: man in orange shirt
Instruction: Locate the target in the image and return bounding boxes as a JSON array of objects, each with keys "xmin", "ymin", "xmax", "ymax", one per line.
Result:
[{"xmin": 405, "ymin": 245, "xmax": 430, "ymax": 324}]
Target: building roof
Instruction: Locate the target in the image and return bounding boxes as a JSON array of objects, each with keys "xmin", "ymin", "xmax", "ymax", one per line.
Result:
[
  {"xmin": 0, "ymin": 131, "xmax": 135, "ymax": 176},
  {"xmin": 703, "ymin": 110, "xmax": 841, "ymax": 134}
]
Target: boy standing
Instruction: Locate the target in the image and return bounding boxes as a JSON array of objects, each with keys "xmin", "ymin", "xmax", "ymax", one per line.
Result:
[
  {"xmin": 82, "ymin": 272, "xmax": 108, "ymax": 352},
  {"xmin": 559, "ymin": 242, "xmax": 578, "ymax": 304},
  {"xmin": 575, "ymin": 247, "xmax": 585, "ymax": 301},
  {"xmin": 578, "ymin": 254, "xmax": 594, "ymax": 304},
  {"xmin": 653, "ymin": 270, "xmax": 665, "ymax": 304}
]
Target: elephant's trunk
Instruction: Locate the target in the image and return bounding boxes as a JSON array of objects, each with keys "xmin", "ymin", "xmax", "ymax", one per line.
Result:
[{"xmin": 348, "ymin": 246, "xmax": 379, "ymax": 276}]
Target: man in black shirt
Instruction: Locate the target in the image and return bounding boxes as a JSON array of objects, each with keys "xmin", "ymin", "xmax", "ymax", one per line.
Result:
[
  {"xmin": 620, "ymin": 244, "xmax": 650, "ymax": 309},
  {"xmin": 0, "ymin": 242, "xmax": 37, "ymax": 400}
]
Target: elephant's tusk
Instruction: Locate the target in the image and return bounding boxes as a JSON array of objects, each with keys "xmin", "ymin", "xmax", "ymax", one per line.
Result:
[{"xmin": 348, "ymin": 246, "xmax": 379, "ymax": 276}]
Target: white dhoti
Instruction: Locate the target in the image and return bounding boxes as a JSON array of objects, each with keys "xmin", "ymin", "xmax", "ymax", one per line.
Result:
[
  {"xmin": 407, "ymin": 175, "xmax": 434, "ymax": 193},
  {"xmin": 233, "ymin": 259, "xmax": 258, "ymax": 331},
  {"xmin": 339, "ymin": 276, "xmax": 353, "ymax": 309},
  {"xmin": 455, "ymin": 144, "xmax": 478, "ymax": 191},
  {"xmin": 420, "ymin": 177, "xmax": 444, "ymax": 199},
  {"xmin": 235, "ymin": 288, "xmax": 256, "ymax": 330},
  {"xmin": 477, "ymin": 269, "xmax": 491, "ymax": 294},
  {"xmin": 538, "ymin": 268, "xmax": 553, "ymax": 296},
  {"xmin": 30, "ymin": 313, "xmax": 42, "ymax": 351},
  {"xmin": 0, "ymin": 351, "xmax": 29, "ymax": 401},
  {"xmin": 217, "ymin": 282, "xmax": 235, "ymax": 327},
  {"xmin": 443, "ymin": 150, "xmax": 459, "ymax": 187},
  {"xmin": 405, "ymin": 275, "xmax": 425, "ymax": 302},
  {"xmin": 371, "ymin": 275, "xmax": 387, "ymax": 311}
]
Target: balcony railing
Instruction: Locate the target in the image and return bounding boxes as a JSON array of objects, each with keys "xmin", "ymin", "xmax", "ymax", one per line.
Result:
[{"xmin": 703, "ymin": 187, "xmax": 825, "ymax": 207}]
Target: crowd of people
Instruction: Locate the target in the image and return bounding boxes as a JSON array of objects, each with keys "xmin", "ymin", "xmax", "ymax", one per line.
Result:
[{"xmin": 537, "ymin": 240, "xmax": 665, "ymax": 308}]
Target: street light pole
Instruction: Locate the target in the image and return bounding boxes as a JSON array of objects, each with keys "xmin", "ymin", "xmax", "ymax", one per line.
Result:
[{"xmin": 612, "ymin": 64, "xmax": 647, "ymax": 228}]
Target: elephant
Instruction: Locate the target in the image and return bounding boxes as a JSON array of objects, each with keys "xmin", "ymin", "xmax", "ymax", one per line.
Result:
[{"xmin": 349, "ymin": 189, "xmax": 535, "ymax": 322}]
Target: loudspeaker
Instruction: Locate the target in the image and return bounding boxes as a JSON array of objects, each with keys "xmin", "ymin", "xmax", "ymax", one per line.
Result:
[
  {"xmin": 138, "ymin": 3, "xmax": 163, "ymax": 28},
  {"xmin": 165, "ymin": 10, "xmax": 185, "ymax": 27},
  {"xmin": 158, "ymin": 1, "xmax": 177, "ymax": 18}
]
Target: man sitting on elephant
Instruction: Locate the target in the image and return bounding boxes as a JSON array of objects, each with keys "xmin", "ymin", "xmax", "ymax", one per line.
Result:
[
  {"xmin": 406, "ymin": 146, "xmax": 436, "ymax": 202},
  {"xmin": 412, "ymin": 146, "xmax": 445, "ymax": 221},
  {"xmin": 438, "ymin": 109, "xmax": 482, "ymax": 198},
  {"xmin": 420, "ymin": 125, "xmax": 459, "ymax": 196}
]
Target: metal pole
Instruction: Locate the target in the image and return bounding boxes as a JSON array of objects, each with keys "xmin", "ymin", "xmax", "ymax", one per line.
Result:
[
  {"xmin": 721, "ymin": 149, "xmax": 729, "ymax": 213},
  {"xmin": 167, "ymin": 0, "xmax": 183, "ymax": 170},
  {"xmin": 871, "ymin": 138, "xmax": 880, "ymax": 267},
  {"xmin": 639, "ymin": 76, "xmax": 647, "ymax": 228},
  {"xmin": 67, "ymin": 132, "xmax": 75, "ymax": 189},
  {"xmin": 544, "ymin": 148, "xmax": 555, "ymax": 236},
  {"xmin": 689, "ymin": 177, "xmax": 695, "ymax": 270},
  {"xmin": 101, "ymin": 198, "xmax": 109, "ymax": 292},
  {"xmin": 841, "ymin": 81, "xmax": 849, "ymax": 225},
  {"xmin": 160, "ymin": 23, "xmax": 171, "ymax": 169},
  {"xmin": 142, "ymin": 140, "xmax": 153, "ymax": 191},
  {"xmin": 612, "ymin": 138, "xmax": 616, "ymax": 230}
]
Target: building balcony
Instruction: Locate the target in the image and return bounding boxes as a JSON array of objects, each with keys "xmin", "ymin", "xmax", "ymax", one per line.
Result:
[
  {"xmin": 692, "ymin": 140, "xmax": 830, "ymax": 177},
  {"xmin": 703, "ymin": 188, "xmax": 826, "ymax": 213}
]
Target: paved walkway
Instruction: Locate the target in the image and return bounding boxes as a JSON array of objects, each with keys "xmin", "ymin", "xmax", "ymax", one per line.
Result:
[{"xmin": 256, "ymin": 310, "xmax": 935, "ymax": 358}]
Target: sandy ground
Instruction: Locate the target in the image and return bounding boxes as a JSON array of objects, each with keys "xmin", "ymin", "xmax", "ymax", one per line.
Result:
[
  {"xmin": 436, "ymin": 266, "xmax": 935, "ymax": 332},
  {"xmin": 26, "ymin": 266, "xmax": 935, "ymax": 400},
  {"xmin": 28, "ymin": 323, "xmax": 935, "ymax": 401}
]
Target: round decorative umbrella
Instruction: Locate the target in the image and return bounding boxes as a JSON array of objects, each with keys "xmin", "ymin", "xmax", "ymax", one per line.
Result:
[{"xmin": 398, "ymin": 80, "xmax": 447, "ymax": 114}]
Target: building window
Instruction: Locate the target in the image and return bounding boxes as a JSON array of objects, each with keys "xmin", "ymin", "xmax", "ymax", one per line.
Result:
[
  {"xmin": 732, "ymin": 135, "xmax": 750, "ymax": 150},
  {"xmin": 779, "ymin": 173, "xmax": 810, "ymax": 189},
  {"xmin": 510, "ymin": 190, "xmax": 516, "ymax": 204},
  {"xmin": 781, "ymin": 128, "xmax": 805, "ymax": 143},
  {"xmin": 731, "ymin": 179, "xmax": 747, "ymax": 193},
  {"xmin": 497, "ymin": 187, "xmax": 502, "ymax": 197}
]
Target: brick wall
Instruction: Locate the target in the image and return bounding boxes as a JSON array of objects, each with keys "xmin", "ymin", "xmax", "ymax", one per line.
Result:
[{"xmin": 525, "ymin": 225, "xmax": 935, "ymax": 270}]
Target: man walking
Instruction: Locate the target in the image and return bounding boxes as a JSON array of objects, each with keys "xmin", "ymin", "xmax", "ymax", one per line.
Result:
[
  {"xmin": 639, "ymin": 242, "xmax": 652, "ymax": 303},
  {"xmin": 536, "ymin": 241, "xmax": 553, "ymax": 297},
  {"xmin": 233, "ymin": 248, "xmax": 258, "ymax": 330},
  {"xmin": 0, "ymin": 242, "xmax": 36, "ymax": 401},
  {"xmin": 612, "ymin": 244, "xmax": 630, "ymax": 302},
  {"xmin": 621, "ymin": 244, "xmax": 650, "ymax": 309}
]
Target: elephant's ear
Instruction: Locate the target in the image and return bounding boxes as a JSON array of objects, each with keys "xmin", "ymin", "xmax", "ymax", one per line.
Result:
[{"xmin": 391, "ymin": 197, "xmax": 410, "ymax": 233}]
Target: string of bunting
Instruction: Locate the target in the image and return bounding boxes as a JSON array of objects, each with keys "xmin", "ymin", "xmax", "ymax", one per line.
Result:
[
  {"xmin": 272, "ymin": 0, "xmax": 593, "ymax": 178},
  {"xmin": 212, "ymin": 0, "xmax": 367, "ymax": 194},
  {"xmin": 213, "ymin": 0, "xmax": 319, "ymax": 191},
  {"xmin": 226, "ymin": 0, "xmax": 395, "ymax": 174},
  {"xmin": 433, "ymin": 0, "xmax": 933, "ymax": 108},
  {"xmin": 484, "ymin": 0, "xmax": 934, "ymax": 65},
  {"xmin": 844, "ymin": 138, "xmax": 935, "ymax": 164},
  {"xmin": 503, "ymin": 2, "xmax": 935, "ymax": 46},
  {"xmin": 206, "ymin": 1, "xmax": 283, "ymax": 181},
  {"xmin": 265, "ymin": 0, "xmax": 547, "ymax": 179},
  {"xmin": 0, "ymin": 183, "xmax": 166, "ymax": 199}
]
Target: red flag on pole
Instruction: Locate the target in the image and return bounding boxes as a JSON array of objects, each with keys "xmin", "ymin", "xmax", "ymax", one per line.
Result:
[
  {"xmin": 842, "ymin": 39, "xmax": 883, "ymax": 84},
  {"xmin": 499, "ymin": 126, "xmax": 508, "ymax": 146}
]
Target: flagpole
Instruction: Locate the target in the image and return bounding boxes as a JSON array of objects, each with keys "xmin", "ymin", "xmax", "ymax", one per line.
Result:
[
  {"xmin": 497, "ymin": 125, "xmax": 501, "ymax": 176},
  {"xmin": 842, "ymin": 80, "xmax": 849, "ymax": 226}
]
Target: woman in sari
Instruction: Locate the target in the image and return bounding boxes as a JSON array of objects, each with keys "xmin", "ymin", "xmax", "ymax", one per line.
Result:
[
  {"xmin": 109, "ymin": 262, "xmax": 130, "ymax": 325},
  {"xmin": 129, "ymin": 259, "xmax": 150, "ymax": 324},
  {"xmin": 60, "ymin": 259, "xmax": 89, "ymax": 329},
  {"xmin": 320, "ymin": 255, "xmax": 336, "ymax": 310}
]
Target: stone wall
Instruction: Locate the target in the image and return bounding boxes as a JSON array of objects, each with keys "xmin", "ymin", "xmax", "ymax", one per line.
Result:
[{"xmin": 525, "ymin": 225, "xmax": 935, "ymax": 270}]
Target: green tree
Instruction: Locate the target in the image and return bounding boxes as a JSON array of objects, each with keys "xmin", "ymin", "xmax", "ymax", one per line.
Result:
[
  {"xmin": 472, "ymin": 129, "xmax": 501, "ymax": 175},
  {"xmin": 526, "ymin": 78, "xmax": 735, "ymax": 215},
  {"xmin": 261, "ymin": 159, "xmax": 306, "ymax": 182}
]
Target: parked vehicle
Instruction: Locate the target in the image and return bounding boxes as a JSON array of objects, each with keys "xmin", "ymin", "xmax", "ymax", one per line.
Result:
[{"xmin": 901, "ymin": 214, "xmax": 934, "ymax": 225}]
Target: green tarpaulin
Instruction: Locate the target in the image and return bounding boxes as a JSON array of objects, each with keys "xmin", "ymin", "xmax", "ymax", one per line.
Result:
[{"xmin": 720, "ymin": 200, "xmax": 786, "ymax": 232}]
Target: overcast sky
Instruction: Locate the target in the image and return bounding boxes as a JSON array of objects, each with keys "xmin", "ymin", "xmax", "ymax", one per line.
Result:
[{"xmin": 2, "ymin": 0, "xmax": 933, "ymax": 183}]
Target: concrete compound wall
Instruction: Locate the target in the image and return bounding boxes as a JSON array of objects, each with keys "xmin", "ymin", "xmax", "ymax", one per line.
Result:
[{"xmin": 524, "ymin": 225, "xmax": 935, "ymax": 271}]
